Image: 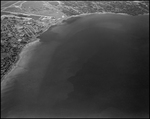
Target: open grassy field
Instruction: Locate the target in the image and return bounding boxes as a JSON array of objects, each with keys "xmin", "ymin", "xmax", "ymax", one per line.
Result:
[
  {"xmin": 1, "ymin": 1, "xmax": 19, "ymax": 7},
  {"xmin": 2, "ymin": 1, "xmax": 67, "ymax": 20}
]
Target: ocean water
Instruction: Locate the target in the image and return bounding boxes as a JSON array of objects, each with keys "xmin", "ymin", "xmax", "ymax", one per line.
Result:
[{"xmin": 1, "ymin": 14, "xmax": 149, "ymax": 118}]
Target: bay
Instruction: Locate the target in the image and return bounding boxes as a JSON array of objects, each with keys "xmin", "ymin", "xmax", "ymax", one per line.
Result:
[{"xmin": 1, "ymin": 13, "xmax": 149, "ymax": 118}]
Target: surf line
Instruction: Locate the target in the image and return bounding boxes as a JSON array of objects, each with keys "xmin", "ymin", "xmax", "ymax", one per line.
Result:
[{"xmin": 1, "ymin": 38, "xmax": 41, "ymax": 83}]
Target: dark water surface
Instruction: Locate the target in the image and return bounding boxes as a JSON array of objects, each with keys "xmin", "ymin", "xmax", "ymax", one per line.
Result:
[{"xmin": 1, "ymin": 14, "xmax": 149, "ymax": 118}]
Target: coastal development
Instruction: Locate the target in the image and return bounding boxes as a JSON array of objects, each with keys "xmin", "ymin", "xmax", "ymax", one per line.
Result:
[
  {"xmin": 1, "ymin": 1, "xmax": 63, "ymax": 80},
  {"xmin": 1, "ymin": 1, "xmax": 149, "ymax": 118},
  {"xmin": 1, "ymin": 1, "xmax": 149, "ymax": 80},
  {"xmin": 1, "ymin": 15, "xmax": 50, "ymax": 80}
]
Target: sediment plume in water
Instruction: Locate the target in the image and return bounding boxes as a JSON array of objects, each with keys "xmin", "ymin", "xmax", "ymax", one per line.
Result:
[
  {"xmin": 1, "ymin": 14, "xmax": 149, "ymax": 118},
  {"xmin": 1, "ymin": 39, "xmax": 41, "ymax": 117}
]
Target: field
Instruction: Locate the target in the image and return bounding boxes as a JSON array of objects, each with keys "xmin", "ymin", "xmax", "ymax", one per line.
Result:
[
  {"xmin": 1, "ymin": 1, "xmax": 19, "ymax": 7},
  {"xmin": 2, "ymin": 1, "xmax": 66, "ymax": 20}
]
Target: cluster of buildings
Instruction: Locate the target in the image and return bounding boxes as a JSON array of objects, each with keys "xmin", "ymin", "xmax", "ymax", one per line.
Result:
[
  {"xmin": 56, "ymin": 1, "xmax": 149, "ymax": 16},
  {"xmin": 1, "ymin": 15, "xmax": 52, "ymax": 79}
]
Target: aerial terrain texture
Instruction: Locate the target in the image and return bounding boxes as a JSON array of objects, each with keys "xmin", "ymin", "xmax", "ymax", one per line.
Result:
[{"xmin": 1, "ymin": 1, "xmax": 149, "ymax": 118}]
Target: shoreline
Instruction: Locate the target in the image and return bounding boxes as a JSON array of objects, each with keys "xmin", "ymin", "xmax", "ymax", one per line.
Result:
[
  {"xmin": 1, "ymin": 12, "xmax": 149, "ymax": 81},
  {"xmin": 1, "ymin": 11, "xmax": 149, "ymax": 118},
  {"xmin": 50, "ymin": 12, "xmax": 149, "ymax": 28},
  {"xmin": 1, "ymin": 39, "xmax": 40, "ymax": 83}
]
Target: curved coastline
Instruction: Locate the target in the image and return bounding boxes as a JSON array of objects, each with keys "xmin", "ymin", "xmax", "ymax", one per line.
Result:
[{"xmin": 1, "ymin": 13, "xmax": 149, "ymax": 118}]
